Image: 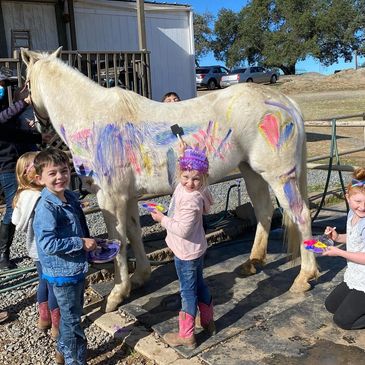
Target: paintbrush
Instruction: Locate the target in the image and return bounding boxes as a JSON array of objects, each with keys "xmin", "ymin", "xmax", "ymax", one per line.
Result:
[{"xmin": 170, "ymin": 124, "xmax": 184, "ymax": 142}]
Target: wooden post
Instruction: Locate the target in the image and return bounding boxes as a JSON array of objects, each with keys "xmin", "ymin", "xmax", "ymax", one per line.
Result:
[
  {"xmin": 55, "ymin": 0, "xmax": 69, "ymax": 50},
  {"xmin": 0, "ymin": 2, "xmax": 7, "ymax": 57},
  {"xmin": 68, "ymin": 0, "xmax": 77, "ymax": 50},
  {"xmin": 136, "ymin": 0, "xmax": 147, "ymax": 50}
]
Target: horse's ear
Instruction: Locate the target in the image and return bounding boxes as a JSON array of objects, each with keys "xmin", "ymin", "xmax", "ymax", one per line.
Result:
[
  {"xmin": 21, "ymin": 48, "xmax": 40, "ymax": 67},
  {"xmin": 51, "ymin": 46, "xmax": 63, "ymax": 59}
]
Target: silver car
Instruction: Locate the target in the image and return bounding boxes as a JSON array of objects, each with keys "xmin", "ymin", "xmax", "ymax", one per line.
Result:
[
  {"xmin": 220, "ymin": 66, "xmax": 279, "ymax": 88},
  {"xmin": 196, "ymin": 65, "xmax": 230, "ymax": 90}
]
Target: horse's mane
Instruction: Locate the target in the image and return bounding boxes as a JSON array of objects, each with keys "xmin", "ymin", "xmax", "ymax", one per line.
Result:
[{"xmin": 33, "ymin": 54, "xmax": 140, "ymax": 120}]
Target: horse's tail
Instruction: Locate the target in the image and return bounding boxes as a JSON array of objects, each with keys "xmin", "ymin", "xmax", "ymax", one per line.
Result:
[{"xmin": 284, "ymin": 132, "xmax": 310, "ymax": 262}]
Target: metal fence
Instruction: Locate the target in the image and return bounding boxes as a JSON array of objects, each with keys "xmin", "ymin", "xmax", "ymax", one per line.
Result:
[{"xmin": 304, "ymin": 113, "xmax": 365, "ymax": 219}]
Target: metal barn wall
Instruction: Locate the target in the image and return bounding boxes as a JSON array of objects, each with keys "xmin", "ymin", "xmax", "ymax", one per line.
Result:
[
  {"xmin": 73, "ymin": 0, "xmax": 196, "ymax": 101},
  {"xmin": 1, "ymin": 0, "xmax": 59, "ymax": 55}
]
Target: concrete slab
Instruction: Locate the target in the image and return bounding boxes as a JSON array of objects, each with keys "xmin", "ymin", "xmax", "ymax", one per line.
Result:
[
  {"xmin": 115, "ymin": 233, "xmax": 324, "ymax": 359},
  {"xmin": 200, "ymin": 263, "xmax": 365, "ymax": 364}
]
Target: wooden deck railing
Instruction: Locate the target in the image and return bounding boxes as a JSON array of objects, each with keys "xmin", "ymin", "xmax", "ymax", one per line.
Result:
[{"xmin": 0, "ymin": 49, "xmax": 152, "ymax": 104}]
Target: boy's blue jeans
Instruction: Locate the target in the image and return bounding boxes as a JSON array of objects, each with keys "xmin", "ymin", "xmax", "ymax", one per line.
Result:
[
  {"xmin": 53, "ymin": 280, "xmax": 87, "ymax": 365},
  {"xmin": 174, "ymin": 255, "xmax": 211, "ymax": 317}
]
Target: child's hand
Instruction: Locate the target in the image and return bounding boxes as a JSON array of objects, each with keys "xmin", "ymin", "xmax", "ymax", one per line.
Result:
[
  {"xmin": 41, "ymin": 133, "xmax": 53, "ymax": 144},
  {"xmin": 324, "ymin": 226, "xmax": 338, "ymax": 241},
  {"xmin": 82, "ymin": 238, "xmax": 97, "ymax": 252},
  {"xmin": 151, "ymin": 209, "xmax": 165, "ymax": 223},
  {"xmin": 178, "ymin": 139, "xmax": 188, "ymax": 156},
  {"xmin": 24, "ymin": 95, "xmax": 31, "ymax": 105},
  {"xmin": 322, "ymin": 245, "xmax": 343, "ymax": 257}
]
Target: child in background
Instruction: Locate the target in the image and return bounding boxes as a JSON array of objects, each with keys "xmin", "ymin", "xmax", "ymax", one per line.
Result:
[
  {"xmin": 162, "ymin": 91, "xmax": 181, "ymax": 103},
  {"xmin": 12, "ymin": 151, "xmax": 60, "ymax": 338},
  {"xmin": 323, "ymin": 167, "xmax": 365, "ymax": 330},
  {"xmin": 151, "ymin": 142, "xmax": 215, "ymax": 349},
  {"xmin": 33, "ymin": 148, "xmax": 97, "ymax": 365}
]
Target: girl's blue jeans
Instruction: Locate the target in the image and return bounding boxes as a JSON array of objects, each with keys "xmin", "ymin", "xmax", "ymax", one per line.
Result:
[
  {"xmin": 0, "ymin": 172, "xmax": 17, "ymax": 224},
  {"xmin": 53, "ymin": 280, "xmax": 87, "ymax": 365},
  {"xmin": 174, "ymin": 255, "xmax": 211, "ymax": 317},
  {"xmin": 35, "ymin": 261, "xmax": 58, "ymax": 310}
]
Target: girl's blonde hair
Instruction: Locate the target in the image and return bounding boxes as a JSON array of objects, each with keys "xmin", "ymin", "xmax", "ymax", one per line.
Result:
[
  {"xmin": 347, "ymin": 167, "xmax": 365, "ymax": 196},
  {"xmin": 13, "ymin": 151, "xmax": 41, "ymax": 207}
]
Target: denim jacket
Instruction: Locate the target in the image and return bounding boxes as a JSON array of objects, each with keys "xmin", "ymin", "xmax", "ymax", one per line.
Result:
[{"xmin": 33, "ymin": 188, "xmax": 90, "ymax": 281}]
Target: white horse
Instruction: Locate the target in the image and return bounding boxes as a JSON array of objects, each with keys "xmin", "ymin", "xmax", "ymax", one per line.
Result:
[{"xmin": 21, "ymin": 48, "xmax": 318, "ymax": 312}]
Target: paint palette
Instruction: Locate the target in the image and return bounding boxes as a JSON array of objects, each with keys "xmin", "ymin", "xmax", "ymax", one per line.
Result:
[
  {"xmin": 88, "ymin": 239, "xmax": 121, "ymax": 264},
  {"xmin": 139, "ymin": 201, "xmax": 167, "ymax": 213},
  {"xmin": 303, "ymin": 235, "xmax": 334, "ymax": 254}
]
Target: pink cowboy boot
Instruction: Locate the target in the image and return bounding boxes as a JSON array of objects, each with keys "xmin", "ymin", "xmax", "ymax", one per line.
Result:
[
  {"xmin": 38, "ymin": 302, "xmax": 51, "ymax": 331},
  {"xmin": 163, "ymin": 311, "xmax": 197, "ymax": 349},
  {"xmin": 50, "ymin": 308, "xmax": 61, "ymax": 339},
  {"xmin": 198, "ymin": 301, "xmax": 216, "ymax": 335}
]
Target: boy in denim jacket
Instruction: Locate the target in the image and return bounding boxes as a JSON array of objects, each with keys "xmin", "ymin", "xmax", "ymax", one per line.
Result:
[{"xmin": 33, "ymin": 148, "xmax": 96, "ymax": 365}]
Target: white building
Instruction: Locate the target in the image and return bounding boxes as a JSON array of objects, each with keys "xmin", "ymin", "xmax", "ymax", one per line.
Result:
[{"xmin": 0, "ymin": 0, "xmax": 196, "ymax": 100}]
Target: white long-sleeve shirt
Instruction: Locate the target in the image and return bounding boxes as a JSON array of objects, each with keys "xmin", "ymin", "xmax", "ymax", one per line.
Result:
[{"xmin": 12, "ymin": 189, "xmax": 41, "ymax": 260}]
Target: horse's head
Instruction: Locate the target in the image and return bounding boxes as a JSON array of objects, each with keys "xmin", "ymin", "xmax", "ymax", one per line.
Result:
[{"xmin": 21, "ymin": 47, "xmax": 62, "ymax": 131}]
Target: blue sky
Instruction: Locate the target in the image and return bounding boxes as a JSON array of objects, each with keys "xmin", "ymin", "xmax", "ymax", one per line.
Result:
[{"xmin": 174, "ymin": 0, "xmax": 361, "ymax": 75}]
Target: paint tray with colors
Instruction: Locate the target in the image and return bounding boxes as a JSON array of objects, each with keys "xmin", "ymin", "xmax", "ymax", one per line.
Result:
[
  {"xmin": 139, "ymin": 201, "xmax": 167, "ymax": 213},
  {"xmin": 303, "ymin": 235, "xmax": 334, "ymax": 254},
  {"xmin": 88, "ymin": 239, "xmax": 121, "ymax": 264}
]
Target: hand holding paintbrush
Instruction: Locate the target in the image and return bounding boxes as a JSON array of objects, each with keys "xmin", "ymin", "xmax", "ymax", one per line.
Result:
[
  {"xmin": 324, "ymin": 226, "xmax": 339, "ymax": 242},
  {"xmin": 170, "ymin": 124, "xmax": 188, "ymax": 155}
]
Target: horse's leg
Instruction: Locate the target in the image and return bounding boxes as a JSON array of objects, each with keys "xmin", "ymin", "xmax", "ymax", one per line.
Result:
[
  {"xmin": 97, "ymin": 191, "xmax": 131, "ymax": 312},
  {"xmin": 264, "ymin": 170, "xmax": 319, "ymax": 292},
  {"xmin": 125, "ymin": 198, "xmax": 151, "ymax": 288},
  {"xmin": 238, "ymin": 162, "xmax": 274, "ymax": 276}
]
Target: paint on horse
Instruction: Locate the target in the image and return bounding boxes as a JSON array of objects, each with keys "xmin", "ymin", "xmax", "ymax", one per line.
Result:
[
  {"xmin": 66, "ymin": 121, "xmax": 231, "ymax": 182},
  {"xmin": 21, "ymin": 48, "xmax": 318, "ymax": 312}
]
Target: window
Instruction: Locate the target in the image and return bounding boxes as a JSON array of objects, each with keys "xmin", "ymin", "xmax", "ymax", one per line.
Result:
[{"xmin": 11, "ymin": 30, "xmax": 31, "ymax": 55}]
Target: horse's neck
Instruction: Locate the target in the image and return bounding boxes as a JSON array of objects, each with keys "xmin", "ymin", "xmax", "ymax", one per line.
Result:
[{"xmin": 42, "ymin": 68, "xmax": 94, "ymax": 108}]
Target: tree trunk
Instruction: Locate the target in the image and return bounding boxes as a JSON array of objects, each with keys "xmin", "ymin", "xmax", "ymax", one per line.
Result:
[{"xmin": 280, "ymin": 64, "xmax": 296, "ymax": 75}]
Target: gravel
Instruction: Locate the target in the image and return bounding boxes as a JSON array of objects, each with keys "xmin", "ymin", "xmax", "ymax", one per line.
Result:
[{"xmin": 0, "ymin": 170, "xmax": 350, "ymax": 364}]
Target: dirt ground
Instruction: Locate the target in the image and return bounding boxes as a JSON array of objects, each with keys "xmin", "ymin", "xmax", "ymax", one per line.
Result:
[{"xmin": 282, "ymin": 70, "xmax": 365, "ymax": 167}]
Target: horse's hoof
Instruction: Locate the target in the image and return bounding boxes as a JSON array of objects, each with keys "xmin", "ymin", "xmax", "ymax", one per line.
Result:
[
  {"xmin": 104, "ymin": 303, "xmax": 118, "ymax": 313},
  {"xmin": 130, "ymin": 276, "xmax": 145, "ymax": 290},
  {"xmin": 105, "ymin": 292, "xmax": 129, "ymax": 312},
  {"xmin": 289, "ymin": 280, "xmax": 312, "ymax": 293},
  {"xmin": 105, "ymin": 299, "xmax": 120, "ymax": 313},
  {"xmin": 238, "ymin": 261, "xmax": 257, "ymax": 277},
  {"xmin": 130, "ymin": 271, "xmax": 150, "ymax": 289}
]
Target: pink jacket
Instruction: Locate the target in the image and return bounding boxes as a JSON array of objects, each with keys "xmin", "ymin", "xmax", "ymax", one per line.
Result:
[{"xmin": 161, "ymin": 183, "xmax": 213, "ymax": 260}]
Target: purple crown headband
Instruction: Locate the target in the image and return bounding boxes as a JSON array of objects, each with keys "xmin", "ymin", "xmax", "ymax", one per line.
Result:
[{"xmin": 179, "ymin": 147, "xmax": 209, "ymax": 174}]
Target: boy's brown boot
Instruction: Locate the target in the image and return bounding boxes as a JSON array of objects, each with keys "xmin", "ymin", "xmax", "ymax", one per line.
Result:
[
  {"xmin": 38, "ymin": 302, "xmax": 51, "ymax": 330},
  {"xmin": 55, "ymin": 350, "xmax": 64, "ymax": 365},
  {"xmin": 50, "ymin": 308, "xmax": 60, "ymax": 339},
  {"xmin": 163, "ymin": 311, "xmax": 197, "ymax": 349}
]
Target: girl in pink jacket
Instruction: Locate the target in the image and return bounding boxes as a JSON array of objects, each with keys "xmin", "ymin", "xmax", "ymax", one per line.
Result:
[{"xmin": 151, "ymin": 144, "xmax": 215, "ymax": 350}]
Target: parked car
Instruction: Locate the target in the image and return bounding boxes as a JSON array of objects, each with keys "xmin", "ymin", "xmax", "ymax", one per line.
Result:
[
  {"xmin": 220, "ymin": 66, "xmax": 279, "ymax": 88},
  {"xmin": 196, "ymin": 65, "xmax": 230, "ymax": 90}
]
